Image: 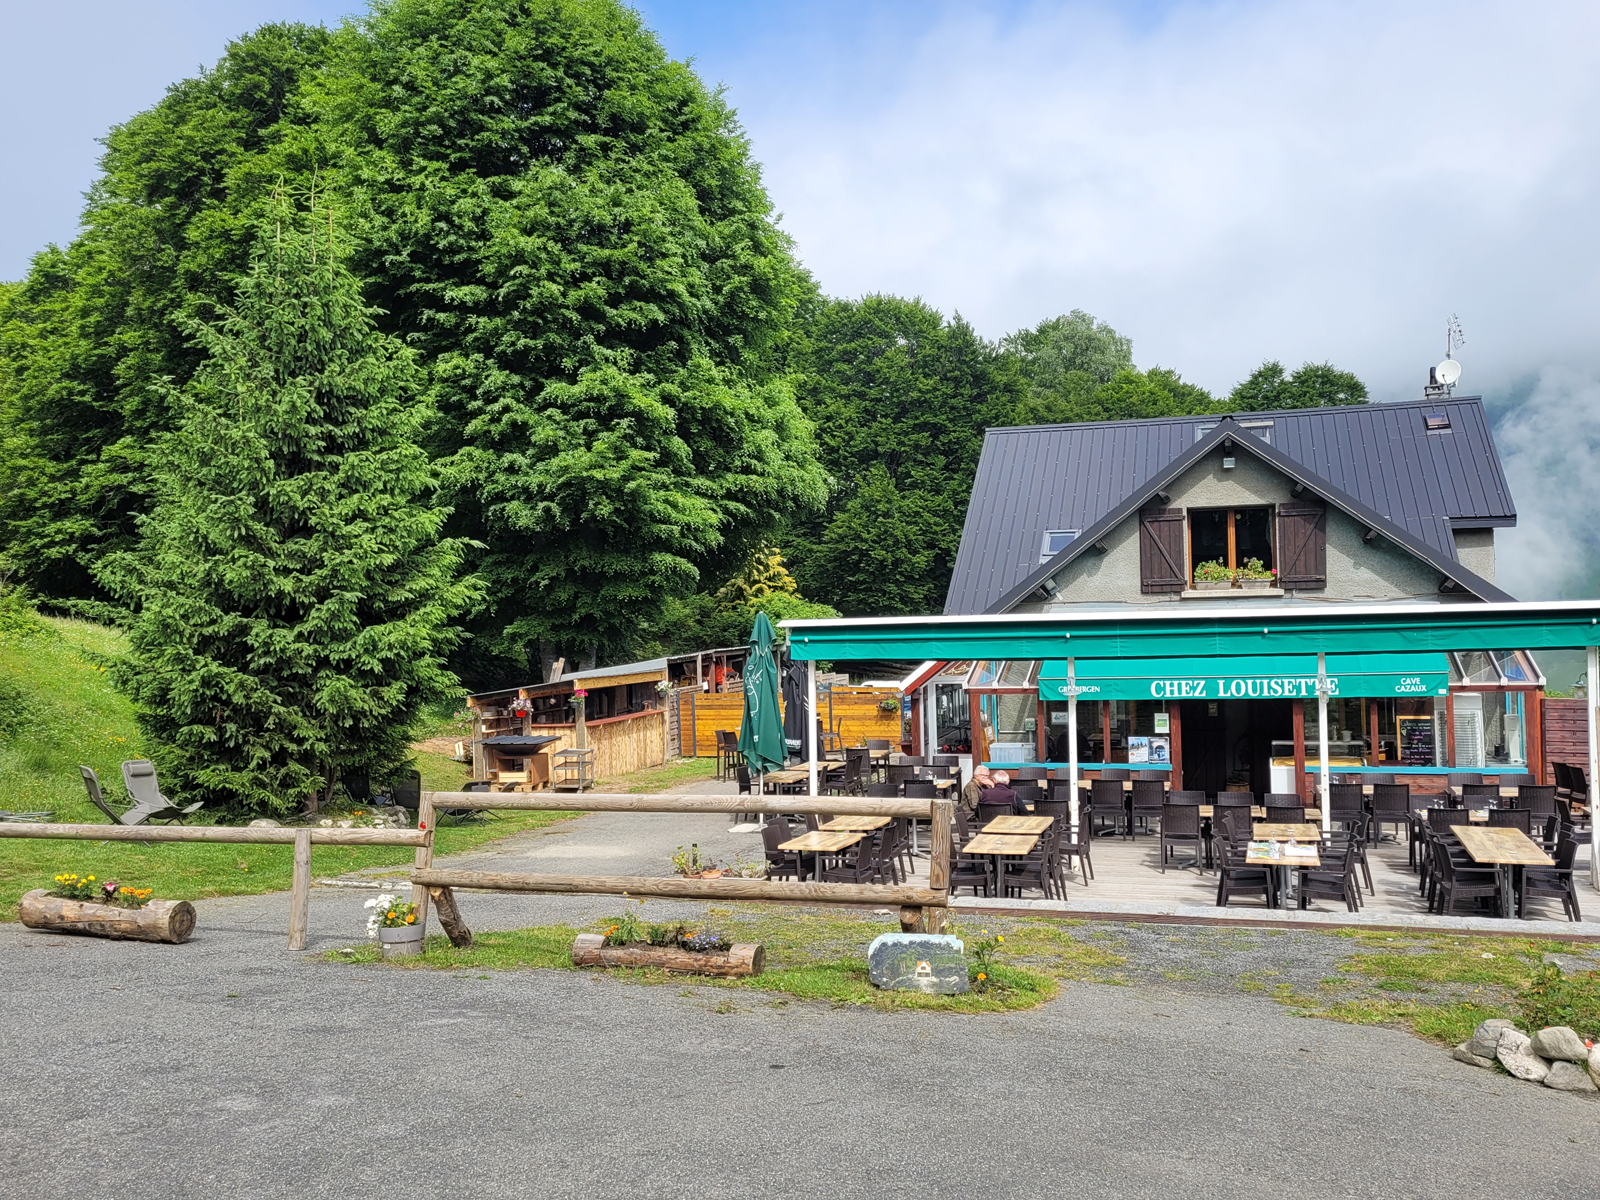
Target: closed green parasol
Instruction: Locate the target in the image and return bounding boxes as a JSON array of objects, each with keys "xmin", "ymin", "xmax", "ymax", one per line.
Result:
[{"xmin": 737, "ymin": 612, "xmax": 787, "ymax": 784}]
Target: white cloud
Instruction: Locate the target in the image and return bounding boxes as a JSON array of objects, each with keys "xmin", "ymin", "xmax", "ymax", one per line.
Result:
[
  {"xmin": 746, "ymin": 0, "xmax": 1600, "ymax": 400},
  {"xmin": 1494, "ymin": 367, "xmax": 1600, "ymax": 601}
]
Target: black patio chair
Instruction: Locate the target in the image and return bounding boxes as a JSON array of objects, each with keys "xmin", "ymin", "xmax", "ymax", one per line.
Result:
[
  {"xmin": 1430, "ymin": 836, "xmax": 1504, "ymax": 917},
  {"xmin": 762, "ymin": 818, "xmax": 806, "ymax": 881},
  {"xmin": 1522, "ymin": 835, "xmax": 1583, "ymax": 921},
  {"xmin": 1215, "ymin": 838, "xmax": 1277, "ymax": 908},
  {"xmin": 1460, "ymin": 783, "xmax": 1500, "ymax": 807},
  {"xmin": 1486, "ymin": 807, "xmax": 1532, "ymax": 834},
  {"xmin": 1370, "ymin": 784, "xmax": 1412, "ymax": 843},
  {"xmin": 977, "ymin": 799, "xmax": 1015, "ymax": 828},
  {"xmin": 1129, "ymin": 780, "xmax": 1166, "ymax": 838},
  {"xmin": 1297, "ymin": 837, "xmax": 1360, "ymax": 913},
  {"xmin": 1098, "ymin": 768, "xmax": 1131, "ymax": 781},
  {"xmin": 1159, "ymin": 803, "xmax": 1205, "ymax": 872},
  {"xmin": 1518, "ymin": 785, "xmax": 1558, "ymax": 820},
  {"xmin": 1090, "ymin": 778, "xmax": 1126, "ymax": 839},
  {"xmin": 1265, "ymin": 805, "xmax": 1306, "ymax": 823},
  {"xmin": 1447, "ymin": 772, "xmax": 1484, "ymax": 787},
  {"xmin": 1495, "ymin": 772, "xmax": 1536, "ymax": 787}
]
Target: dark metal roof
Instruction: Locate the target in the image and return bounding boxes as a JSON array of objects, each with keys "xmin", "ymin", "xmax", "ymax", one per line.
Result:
[
  {"xmin": 945, "ymin": 397, "xmax": 1517, "ymax": 615},
  {"xmin": 480, "ymin": 735, "xmax": 563, "ymax": 749}
]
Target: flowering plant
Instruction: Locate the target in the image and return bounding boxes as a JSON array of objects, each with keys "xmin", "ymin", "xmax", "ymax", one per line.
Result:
[
  {"xmin": 364, "ymin": 893, "xmax": 419, "ymax": 937},
  {"xmin": 49, "ymin": 872, "xmax": 101, "ymax": 901},
  {"xmin": 1192, "ymin": 559, "xmax": 1232, "ymax": 582},
  {"xmin": 572, "ymin": 688, "xmax": 588, "ymax": 700},
  {"xmin": 1237, "ymin": 557, "xmax": 1277, "ymax": 581},
  {"xmin": 967, "ymin": 928, "xmax": 1005, "ymax": 992}
]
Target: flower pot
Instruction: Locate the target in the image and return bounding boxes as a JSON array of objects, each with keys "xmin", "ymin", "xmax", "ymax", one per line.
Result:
[
  {"xmin": 20, "ymin": 889, "xmax": 195, "ymax": 944},
  {"xmin": 377, "ymin": 924, "xmax": 425, "ymax": 959},
  {"xmin": 1191, "ymin": 580, "xmax": 1233, "ymax": 591},
  {"xmin": 1239, "ymin": 578, "xmax": 1274, "ymax": 589}
]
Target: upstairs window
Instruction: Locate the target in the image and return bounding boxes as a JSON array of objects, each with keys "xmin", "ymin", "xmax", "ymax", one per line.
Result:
[{"xmin": 1189, "ymin": 507, "xmax": 1274, "ymax": 584}]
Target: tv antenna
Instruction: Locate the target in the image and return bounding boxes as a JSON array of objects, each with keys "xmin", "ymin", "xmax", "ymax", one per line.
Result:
[{"xmin": 1426, "ymin": 315, "xmax": 1465, "ymax": 397}]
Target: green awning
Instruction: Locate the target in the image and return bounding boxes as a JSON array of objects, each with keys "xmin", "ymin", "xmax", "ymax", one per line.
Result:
[{"xmin": 1037, "ymin": 653, "xmax": 1450, "ymax": 702}]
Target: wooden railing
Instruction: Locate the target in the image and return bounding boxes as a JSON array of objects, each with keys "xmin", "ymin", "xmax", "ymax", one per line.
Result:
[
  {"xmin": 412, "ymin": 791, "xmax": 954, "ymax": 940},
  {"xmin": 0, "ymin": 822, "xmax": 428, "ymax": 950}
]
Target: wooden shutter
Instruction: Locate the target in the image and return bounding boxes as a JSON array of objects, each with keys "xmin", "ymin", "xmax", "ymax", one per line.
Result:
[
  {"xmin": 1277, "ymin": 501, "xmax": 1327, "ymax": 589},
  {"xmin": 1138, "ymin": 506, "xmax": 1187, "ymax": 593}
]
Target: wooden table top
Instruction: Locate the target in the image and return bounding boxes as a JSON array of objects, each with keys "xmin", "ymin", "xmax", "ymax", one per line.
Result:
[
  {"xmin": 1254, "ymin": 823, "xmax": 1322, "ymax": 841},
  {"xmin": 779, "ymin": 830, "xmax": 862, "ymax": 853},
  {"xmin": 1246, "ymin": 842, "xmax": 1320, "ymax": 867},
  {"xmin": 964, "ymin": 832, "xmax": 1040, "ymax": 855},
  {"xmin": 1452, "ymin": 824, "xmax": 1553, "ymax": 866},
  {"xmin": 819, "ymin": 816, "xmax": 891, "ymax": 832},
  {"xmin": 983, "ymin": 815, "xmax": 1054, "ymax": 835}
]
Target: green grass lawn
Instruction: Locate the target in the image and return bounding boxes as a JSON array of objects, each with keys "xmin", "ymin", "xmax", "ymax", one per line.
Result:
[
  {"xmin": 327, "ymin": 906, "xmax": 1096, "ymax": 1013},
  {"xmin": 0, "ymin": 615, "xmax": 571, "ymax": 920}
]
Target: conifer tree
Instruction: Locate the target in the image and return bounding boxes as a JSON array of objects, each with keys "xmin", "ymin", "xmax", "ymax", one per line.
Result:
[{"xmin": 103, "ymin": 191, "xmax": 478, "ymax": 817}]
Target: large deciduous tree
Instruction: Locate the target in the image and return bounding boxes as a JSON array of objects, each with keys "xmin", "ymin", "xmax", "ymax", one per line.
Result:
[
  {"xmin": 1228, "ymin": 360, "xmax": 1369, "ymax": 410},
  {"xmin": 103, "ymin": 198, "xmax": 477, "ymax": 818},
  {"xmin": 786, "ymin": 295, "xmax": 1022, "ymax": 616}
]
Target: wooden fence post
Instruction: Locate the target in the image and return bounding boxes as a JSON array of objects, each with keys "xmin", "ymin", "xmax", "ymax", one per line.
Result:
[
  {"xmin": 413, "ymin": 793, "xmax": 436, "ymax": 930},
  {"xmin": 927, "ymin": 797, "xmax": 953, "ymax": 934},
  {"xmin": 287, "ymin": 828, "xmax": 311, "ymax": 951}
]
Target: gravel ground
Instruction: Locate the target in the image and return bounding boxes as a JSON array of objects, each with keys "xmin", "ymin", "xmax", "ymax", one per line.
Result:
[{"xmin": 4, "ymin": 878, "xmax": 1600, "ymax": 1199}]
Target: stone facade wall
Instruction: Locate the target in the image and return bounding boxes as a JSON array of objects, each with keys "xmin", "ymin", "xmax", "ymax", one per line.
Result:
[{"xmin": 1452, "ymin": 527, "xmax": 1497, "ymax": 582}]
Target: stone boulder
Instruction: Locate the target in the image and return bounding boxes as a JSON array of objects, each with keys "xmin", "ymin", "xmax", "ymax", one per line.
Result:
[
  {"xmin": 1496, "ymin": 1029, "xmax": 1552, "ymax": 1083},
  {"xmin": 1451, "ymin": 1044, "xmax": 1497, "ymax": 1070},
  {"xmin": 1468, "ymin": 1019, "xmax": 1518, "ymax": 1060},
  {"xmin": 1545, "ymin": 1061, "xmax": 1599, "ymax": 1093},
  {"xmin": 1531, "ymin": 1026, "xmax": 1590, "ymax": 1063},
  {"xmin": 1588, "ymin": 1044, "xmax": 1600, "ymax": 1087},
  {"xmin": 867, "ymin": 933, "xmax": 968, "ymax": 995},
  {"xmin": 247, "ymin": 818, "xmax": 282, "ymax": 828}
]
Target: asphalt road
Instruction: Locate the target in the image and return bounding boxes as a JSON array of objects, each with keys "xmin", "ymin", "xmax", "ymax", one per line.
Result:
[{"xmin": 3, "ymin": 881, "xmax": 1598, "ymax": 1200}]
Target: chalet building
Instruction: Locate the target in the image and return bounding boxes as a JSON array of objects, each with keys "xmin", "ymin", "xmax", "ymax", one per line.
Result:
[{"xmin": 936, "ymin": 396, "xmax": 1548, "ymax": 798}]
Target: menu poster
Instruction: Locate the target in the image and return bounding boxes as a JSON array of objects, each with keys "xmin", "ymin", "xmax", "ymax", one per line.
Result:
[
  {"xmin": 1398, "ymin": 715, "xmax": 1435, "ymax": 766},
  {"xmin": 1128, "ymin": 736, "xmax": 1171, "ymax": 765}
]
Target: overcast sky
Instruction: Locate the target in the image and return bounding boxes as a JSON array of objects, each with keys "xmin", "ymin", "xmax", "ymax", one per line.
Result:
[{"xmin": 3, "ymin": 1, "xmax": 1596, "ymax": 597}]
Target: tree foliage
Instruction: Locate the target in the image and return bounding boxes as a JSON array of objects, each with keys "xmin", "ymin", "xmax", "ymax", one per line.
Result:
[
  {"xmin": 102, "ymin": 198, "xmax": 477, "ymax": 817},
  {"xmin": 1228, "ymin": 360, "xmax": 1369, "ymax": 410},
  {"xmin": 0, "ymin": 24, "xmax": 332, "ymax": 601}
]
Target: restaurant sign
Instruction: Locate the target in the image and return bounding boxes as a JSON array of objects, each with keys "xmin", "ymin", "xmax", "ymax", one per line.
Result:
[{"xmin": 1038, "ymin": 653, "xmax": 1450, "ymax": 703}]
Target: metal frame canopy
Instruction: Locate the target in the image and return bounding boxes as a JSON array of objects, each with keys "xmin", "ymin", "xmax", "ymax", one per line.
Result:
[{"xmin": 780, "ymin": 600, "xmax": 1600, "ymax": 662}]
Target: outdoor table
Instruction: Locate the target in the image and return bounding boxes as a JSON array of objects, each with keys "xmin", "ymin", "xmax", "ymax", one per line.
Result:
[
  {"xmin": 982, "ymin": 815, "xmax": 1053, "ymax": 835},
  {"xmin": 819, "ymin": 816, "xmax": 891, "ymax": 832},
  {"xmin": 1246, "ymin": 839, "xmax": 1320, "ymax": 908},
  {"xmin": 763, "ymin": 761, "xmax": 843, "ymax": 793},
  {"xmin": 779, "ymin": 829, "xmax": 863, "ymax": 880},
  {"xmin": 1452, "ymin": 824, "xmax": 1552, "ymax": 918},
  {"xmin": 1200, "ymin": 806, "xmax": 1322, "ymax": 821},
  {"xmin": 964, "ymin": 831, "xmax": 1041, "ymax": 897},
  {"xmin": 1254, "ymin": 822, "xmax": 1321, "ymax": 841}
]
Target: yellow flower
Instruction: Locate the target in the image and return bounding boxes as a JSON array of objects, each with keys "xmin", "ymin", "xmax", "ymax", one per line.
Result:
[
  {"xmin": 86, "ymin": 876, "xmax": 94, "ymax": 882},
  {"xmin": 406, "ymin": 913, "xmax": 416, "ymax": 924},
  {"xmin": 996, "ymin": 935, "xmax": 1004, "ymax": 943},
  {"xmin": 977, "ymin": 972, "xmax": 987, "ymax": 981},
  {"xmin": 386, "ymin": 911, "xmax": 396, "ymax": 920}
]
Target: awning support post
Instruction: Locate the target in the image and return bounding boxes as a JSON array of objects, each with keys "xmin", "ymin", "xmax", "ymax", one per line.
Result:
[
  {"xmin": 923, "ymin": 681, "xmax": 937, "ymax": 761},
  {"xmin": 1067, "ymin": 658, "xmax": 1080, "ymax": 834},
  {"xmin": 1588, "ymin": 646, "xmax": 1598, "ymax": 890},
  {"xmin": 807, "ymin": 659, "xmax": 819, "ymax": 799},
  {"xmin": 1317, "ymin": 652, "xmax": 1332, "ymax": 835}
]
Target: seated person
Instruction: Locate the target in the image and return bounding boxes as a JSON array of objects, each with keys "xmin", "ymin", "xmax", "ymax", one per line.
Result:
[
  {"xmin": 980, "ymin": 770, "xmax": 1030, "ymax": 815},
  {"xmin": 959, "ymin": 766, "xmax": 993, "ymax": 818}
]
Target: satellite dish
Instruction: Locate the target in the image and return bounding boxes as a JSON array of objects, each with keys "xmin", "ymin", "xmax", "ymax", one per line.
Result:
[{"xmin": 1435, "ymin": 358, "xmax": 1462, "ymax": 387}]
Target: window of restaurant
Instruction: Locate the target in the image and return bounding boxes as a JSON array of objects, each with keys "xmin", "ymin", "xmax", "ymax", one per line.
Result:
[{"xmin": 1189, "ymin": 507, "xmax": 1274, "ymax": 582}]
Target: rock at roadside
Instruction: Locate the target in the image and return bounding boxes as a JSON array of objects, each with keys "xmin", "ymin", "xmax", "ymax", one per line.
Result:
[
  {"xmin": 867, "ymin": 933, "xmax": 968, "ymax": 995},
  {"xmin": 1469, "ymin": 1019, "xmax": 1518, "ymax": 1059},
  {"xmin": 1588, "ymin": 1044, "xmax": 1600, "ymax": 1087},
  {"xmin": 1497, "ymin": 1029, "xmax": 1552, "ymax": 1083},
  {"xmin": 1452, "ymin": 1044, "xmax": 1497, "ymax": 1070},
  {"xmin": 1545, "ymin": 1060, "xmax": 1599, "ymax": 1093},
  {"xmin": 247, "ymin": 818, "xmax": 282, "ymax": 828},
  {"xmin": 1531, "ymin": 1026, "xmax": 1590, "ymax": 1063}
]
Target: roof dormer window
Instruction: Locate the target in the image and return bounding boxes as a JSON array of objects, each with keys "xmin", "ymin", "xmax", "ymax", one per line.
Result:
[{"xmin": 1039, "ymin": 529, "xmax": 1079, "ymax": 563}]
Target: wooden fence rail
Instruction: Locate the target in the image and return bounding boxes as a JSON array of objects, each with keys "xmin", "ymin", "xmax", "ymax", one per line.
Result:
[
  {"xmin": 0, "ymin": 821, "xmax": 429, "ymax": 950},
  {"xmin": 412, "ymin": 791, "xmax": 954, "ymax": 940}
]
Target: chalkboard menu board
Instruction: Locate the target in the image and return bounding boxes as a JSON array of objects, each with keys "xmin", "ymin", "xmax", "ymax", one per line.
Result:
[{"xmin": 1398, "ymin": 715, "xmax": 1436, "ymax": 765}]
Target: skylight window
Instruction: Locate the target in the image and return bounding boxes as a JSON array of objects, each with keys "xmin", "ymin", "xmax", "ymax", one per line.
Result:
[
  {"xmin": 1423, "ymin": 412, "xmax": 1451, "ymax": 432},
  {"xmin": 1039, "ymin": 529, "xmax": 1079, "ymax": 563}
]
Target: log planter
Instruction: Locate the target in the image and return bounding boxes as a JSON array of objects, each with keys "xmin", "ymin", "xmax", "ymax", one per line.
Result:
[
  {"xmin": 20, "ymin": 889, "xmax": 196, "ymax": 944},
  {"xmin": 571, "ymin": 933, "xmax": 764, "ymax": 977}
]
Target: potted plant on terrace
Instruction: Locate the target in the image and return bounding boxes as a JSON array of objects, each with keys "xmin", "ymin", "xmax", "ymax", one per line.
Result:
[
  {"xmin": 366, "ymin": 892, "xmax": 424, "ymax": 958},
  {"xmin": 1192, "ymin": 559, "xmax": 1233, "ymax": 590},
  {"xmin": 1238, "ymin": 557, "xmax": 1277, "ymax": 589},
  {"xmin": 570, "ymin": 907, "xmax": 765, "ymax": 976}
]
